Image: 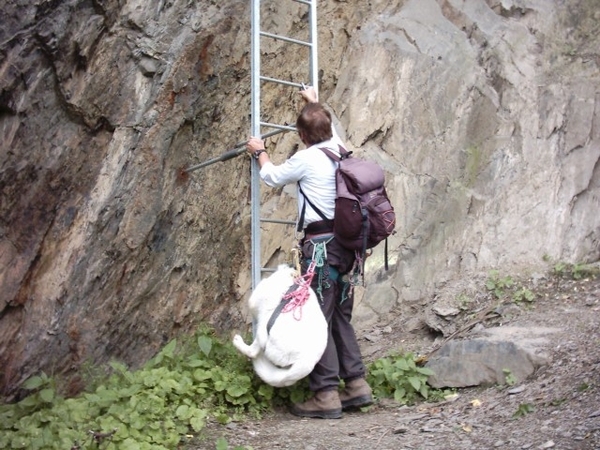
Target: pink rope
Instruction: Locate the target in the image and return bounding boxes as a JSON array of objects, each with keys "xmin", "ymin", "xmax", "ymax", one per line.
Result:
[{"xmin": 281, "ymin": 260, "xmax": 317, "ymax": 321}]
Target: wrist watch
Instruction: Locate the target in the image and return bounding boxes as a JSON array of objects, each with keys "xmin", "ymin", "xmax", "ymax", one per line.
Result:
[{"xmin": 253, "ymin": 149, "xmax": 266, "ymax": 159}]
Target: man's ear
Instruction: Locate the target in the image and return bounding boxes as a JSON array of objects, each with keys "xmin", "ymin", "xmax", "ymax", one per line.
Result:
[{"xmin": 298, "ymin": 130, "xmax": 307, "ymax": 146}]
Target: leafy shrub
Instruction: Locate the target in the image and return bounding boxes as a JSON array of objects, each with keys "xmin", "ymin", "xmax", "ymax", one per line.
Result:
[
  {"xmin": 0, "ymin": 328, "xmax": 305, "ymax": 449},
  {"xmin": 0, "ymin": 328, "xmax": 439, "ymax": 449},
  {"xmin": 485, "ymin": 270, "xmax": 514, "ymax": 298},
  {"xmin": 512, "ymin": 287, "xmax": 535, "ymax": 305},
  {"xmin": 553, "ymin": 261, "xmax": 599, "ymax": 280},
  {"xmin": 512, "ymin": 403, "xmax": 535, "ymax": 418},
  {"xmin": 367, "ymin": 354, "xmax": 435, "ymax": 405}
]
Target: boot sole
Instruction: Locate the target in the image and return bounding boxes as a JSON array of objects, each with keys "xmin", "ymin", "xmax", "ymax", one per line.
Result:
[
  {"xmin": 289, "ymin": 406, "xmax": 342, "ymax": 419},
  {"xmin": 341, "ymin": 395, "xmax": 373, "ymax": 410}
]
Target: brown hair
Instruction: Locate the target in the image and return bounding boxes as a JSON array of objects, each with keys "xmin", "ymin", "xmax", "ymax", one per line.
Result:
[{"xmin": 296, "ymin": 103, "xmax": 333, "ymax": 146}]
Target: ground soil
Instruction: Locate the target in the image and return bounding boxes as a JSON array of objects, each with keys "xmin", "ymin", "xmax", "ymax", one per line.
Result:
[{"xmin": 196, "ymin": 271, "xmax": 600, "ymax": 450}]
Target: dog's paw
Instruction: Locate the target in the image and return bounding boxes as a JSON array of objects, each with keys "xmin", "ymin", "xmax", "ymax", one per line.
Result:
[{"xmin": 232, "ymin": 334, "xmax": 245, "ymax": 347}]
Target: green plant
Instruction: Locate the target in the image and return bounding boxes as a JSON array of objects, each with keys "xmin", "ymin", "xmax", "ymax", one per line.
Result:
[
  {"xmin": 0, "ymin": 328, "xmax": 298, "ymax": 450},
  {"xmin": 0, "ymin": 329, "xmax": 445, "ymax": 449},
  {"xmin": 485, "ymin": 270, "xmax": 514, "ymax": 298},
  {"xmin": 512, "ymin": 288, "xmax": 535, "ymax": 305},
  {"xmin": 367, "ymin": 354, "xmax": 435, "ymax": 404},
  {"xmin": 552, "ymin": 261, "xmax": 599, "ymax": 280},
  {"xmin": 502, "ymin": 369, "xmax": 516, "ymax": 386},
  {"xmin": 571, "ymin": 263, "xmax": 598, "ymax": 280},
  {"xmin": 577, "ymin": 382, "xmax": 590, "ymax": 392},
  {"xmin": 512, "ymin": 403, "xmax": 535, "ymax": 418},
  {"xmin": 553, "ymin": 262, "xmax": 567, "ymax": 277},
  {"xmin": 215, "ymin": 436, "xmax": 253, "ymax": 450},
  {"xmin": 457, "ymin": 293, "xmax": 473, "ymax": 311},
  {"xmin": 548, "ymin": 398, "xmax": 566, "ymax": 407}
]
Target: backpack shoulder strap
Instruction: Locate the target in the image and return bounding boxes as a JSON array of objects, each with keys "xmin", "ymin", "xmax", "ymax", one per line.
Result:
[
  {"xmin": 319, "ymin": 144, "xmax": 351, "ymax": 162},
  {"xmin": 297, "ymin": 182, "xmax": 328, "ymax": 232}
]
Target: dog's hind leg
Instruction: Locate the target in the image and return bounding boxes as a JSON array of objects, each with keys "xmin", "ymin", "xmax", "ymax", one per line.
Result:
[{"xmin": 233, "ymin": 334, "xmax": 262, "ymax": 358}]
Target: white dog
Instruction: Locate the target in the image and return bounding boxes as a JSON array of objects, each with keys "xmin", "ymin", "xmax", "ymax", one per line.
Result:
[{"xmin": 233, "ymin": 264, "xmax": 328, "ymax": 387}]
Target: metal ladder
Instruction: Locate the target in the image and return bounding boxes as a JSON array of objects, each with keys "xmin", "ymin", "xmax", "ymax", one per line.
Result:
[{"xmin": 250, "ymin": 0, "xmax": 319, "ymax": 289}]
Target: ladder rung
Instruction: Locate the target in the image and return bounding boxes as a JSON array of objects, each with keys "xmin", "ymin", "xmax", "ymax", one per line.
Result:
[
  {"xmin": 292, "ymin": 0, "xmax": 312, "ymax": 5},
  {"xmin": 261, "ymin": 218, "xmax": 296, "ymax": 225},
  {"xmin": 183, "ymin": 129, "xmax": 287, "ymax": 173},
  {"xmin": 260, "ymin": 122, "xmax": 297, "ymax": 132},
  {"xmin": 260, "ymin": 31, "xmax": 312, "ymax": 48},
  {"xmin": 259, "ymin": 76, "xmax": 304, "ymax": 89}
]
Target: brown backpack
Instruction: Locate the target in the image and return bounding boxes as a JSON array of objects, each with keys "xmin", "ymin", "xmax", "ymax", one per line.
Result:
[{"xmin": 299, "ymin": 145, "xmax": 396, "ymax": 262}]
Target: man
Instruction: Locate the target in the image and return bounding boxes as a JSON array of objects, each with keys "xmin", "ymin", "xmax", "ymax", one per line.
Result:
[{"xmin": 246, "ymin": 87, "xmax": 373, "ymax": 419}]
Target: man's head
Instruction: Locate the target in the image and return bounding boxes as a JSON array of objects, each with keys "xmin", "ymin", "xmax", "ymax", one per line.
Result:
[{"xmin": 296, "ymin": 103, "xmax": 333, "ymax": 146}]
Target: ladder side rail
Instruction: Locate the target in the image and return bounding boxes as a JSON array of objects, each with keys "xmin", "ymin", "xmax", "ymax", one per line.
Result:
[
  {"xmin": 251, "ymin": 0, "xmax": 262, "ymax": 290},
  {"xmin": 308, "ymin": 0, "xmax": 318, "ymax": 92}
]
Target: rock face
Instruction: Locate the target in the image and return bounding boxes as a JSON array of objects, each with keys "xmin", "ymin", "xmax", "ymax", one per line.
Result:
[{"xmin": 0, "ymin": 0, "xmax": 598, "ymax": 398}]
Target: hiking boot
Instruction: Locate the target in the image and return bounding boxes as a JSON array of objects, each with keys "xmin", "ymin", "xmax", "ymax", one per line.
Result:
[
  {"xmin": 290, "ymin": 389, "xmax": 342, "ymax": 419},
  {"xmin": 339, "ymin": 378, "xmax": 373, "ymax": 410}
]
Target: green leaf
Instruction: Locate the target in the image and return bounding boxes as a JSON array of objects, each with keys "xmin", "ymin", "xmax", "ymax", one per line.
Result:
[
  {"xmin": 193, "ymin": 369, "xmax": 212, "ymax": 382},
  {"xmin": 11, "ymin": 435, "xmax": 30, "ymax": 448},
  {"xmin": 39, "ymin": 388, "xmax": 55, "ymax": 403},
  {"xmin": 176, "ymin": 405, "xmax": 191, "ymax": 420},
  {"xmin": 22, "ymin": 376, "xmax": 45, "ymax": 390},
  {"xmin": 110, "ymin": 361, "xmax": 128, "ymax": 373},
  {"xmin": 513, "ymin": 403, "xmax": 535, "ymax": 419},
  {"xmin": 394, "ymin": 359, "xmax": 410, "ymax": 371},
  {"xmin": 216, "ymin": 413, "xmax": 231, "ymax": 425},
  {"xmin": 393, "ymin": 387, "xmax": 406, "ymax": 403},
  {"xmin": 408, "ymin": 376, "xmax": 421, "ymax": 391},
  {"xmin": 186, "ymin": 358, "xmax": 209, "ymax": 368},
  {"xmin": 190, "ymin": 416, "xmax": 205, "ymax": 432},
  {"xmin": 214, "ymin": 380, "xmax": 228, "ymax": 392},
  {"xmin": 162, "ymin": 339, "xmax": 177, "ymax": 359},
  {"xmin": 121, "ymin": 438, "xmax": 142, "ymax": 450},
  {"xmin": 159, "ymin": 378, "xmax": 180, "ymax": 392},
  {"xmin": 198, "ymin": 336, "xmax": 213, "ymax": 357},
  {"xmin": 289, "ymin": 389, "xmax": 306, "ymax": 404},
  {"xmin": 416, "ymin": 367, "xmax": 435, "ymax": 376},
  {"xmin": 257, "ymin": 383, "xmax": 274, "ymax": 400},
  {"xmin": 216, "ymin": 437, "xmax": 228, "ymax": 450},
  {"xmin": 227, "ymin": 377, "xmax": 251, "ymax": 398},
  {"xmin": 17, "ymin": 395, "xmax": 39, "ymax": 408}
]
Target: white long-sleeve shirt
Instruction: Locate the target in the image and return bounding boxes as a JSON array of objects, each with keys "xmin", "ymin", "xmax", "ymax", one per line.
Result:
[{"xmin": 259, "ymin": 129, "xmax": 345, "ymax": 229}]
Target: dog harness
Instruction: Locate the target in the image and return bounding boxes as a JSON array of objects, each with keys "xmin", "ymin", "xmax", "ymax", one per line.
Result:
[{"xmin": 266, "ymin": 260, "xmax": 317, "ymax": 335}]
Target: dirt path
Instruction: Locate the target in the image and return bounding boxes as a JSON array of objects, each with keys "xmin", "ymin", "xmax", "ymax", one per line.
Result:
[{"xmin": 197, "ymin": 274, "xmax": 600, "ymax": 450}]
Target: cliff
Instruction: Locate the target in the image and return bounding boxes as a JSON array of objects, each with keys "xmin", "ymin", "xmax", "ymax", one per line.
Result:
[{"xmin": 1, "ymin": 0, "xmax": 598, "ymax": 398}]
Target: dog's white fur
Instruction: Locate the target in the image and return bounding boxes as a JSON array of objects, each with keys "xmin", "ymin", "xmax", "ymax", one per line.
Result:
[{"xmin": 233, "ymin": 264, "xmax": 328, "ymax": 387}]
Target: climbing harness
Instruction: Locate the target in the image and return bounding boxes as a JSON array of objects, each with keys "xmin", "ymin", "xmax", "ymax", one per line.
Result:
[{"xmin": 311, "ymin": 236, "xmax": 332, "ymax": 301}]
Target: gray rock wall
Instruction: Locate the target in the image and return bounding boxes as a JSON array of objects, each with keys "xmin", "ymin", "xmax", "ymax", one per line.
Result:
[
  {"xmin": 343, "ymin": 0, "xmax": 600, "ymax": 324},
  {"xmin": 0, "ymin": 0, "xmax": 598, "ymax": 397}
]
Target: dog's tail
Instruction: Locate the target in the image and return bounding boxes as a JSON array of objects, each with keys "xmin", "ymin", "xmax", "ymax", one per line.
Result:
[{"xmin": 252, "ymin": 355, "xmax": 316, "ymax": 388}]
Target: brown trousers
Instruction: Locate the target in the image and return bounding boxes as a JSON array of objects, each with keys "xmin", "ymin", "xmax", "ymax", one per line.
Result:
[{"xmin": 301, "ymin": 234, "xmax": 366, "ymax": 392}]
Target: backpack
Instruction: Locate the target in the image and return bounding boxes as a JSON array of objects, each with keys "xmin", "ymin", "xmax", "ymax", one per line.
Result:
[{"xmin": 298, "ymin": 145, "xmax": 396, "ymax": 264}]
